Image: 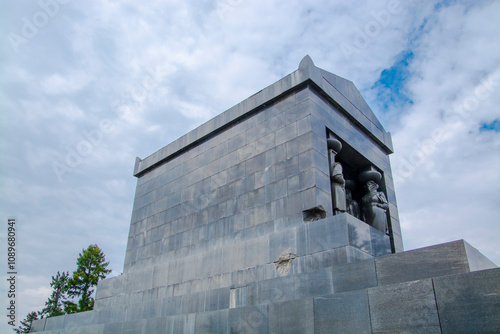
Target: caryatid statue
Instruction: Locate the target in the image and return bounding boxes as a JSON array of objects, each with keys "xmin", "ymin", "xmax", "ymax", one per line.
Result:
[
  {"xmin": 327, "ymin": 138, "xmax": 346, "ymax": 215},
  {"xmin": 359, "ymin": 167, "xmax": 389, "ymax": 234},
  {"xmin": 345, "ymin": 179, "xmax": 362, "ymax": 220}
]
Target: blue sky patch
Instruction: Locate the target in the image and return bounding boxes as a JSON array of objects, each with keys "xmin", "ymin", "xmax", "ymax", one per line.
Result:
[
  {"xmin": 480, "ymin": 119, "xmax": 500, "ymax": 132},
  {"xmin": 372, "ymin": 50, "xmax": 414, "ymax": 112}
]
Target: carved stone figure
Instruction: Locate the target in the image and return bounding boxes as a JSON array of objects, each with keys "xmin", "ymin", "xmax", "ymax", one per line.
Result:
[
  {"xmin": 360, "ymin": 168, "xmax": 389, "ymax": 233},
  {"xmin": 327, "ymin": 138, "xmax": 346, "ymax": 215},
  {"xmin": 345, "ymin": 180, "xmax": 362, "ymax": 220}
]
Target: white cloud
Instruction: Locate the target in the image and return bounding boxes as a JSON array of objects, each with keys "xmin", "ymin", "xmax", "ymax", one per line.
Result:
[
  {"xmin": 177, "ymin": 101, "xmax": 214, "ymax": 120},
  {"xmin": 389, "ymin": 1, "xmax": 500, "ymax": 259},
  {"xmin": 40, "ymin": 72, "xmax": 90, "ymax": 95}
]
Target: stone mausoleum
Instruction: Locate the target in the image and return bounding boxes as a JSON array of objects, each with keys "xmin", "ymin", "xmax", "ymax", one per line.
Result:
[{"xmin": 32, "ymin": 56, "xmax": 499, "ymax": 333}]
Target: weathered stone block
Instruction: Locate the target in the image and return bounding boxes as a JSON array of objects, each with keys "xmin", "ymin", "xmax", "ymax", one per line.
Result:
[
  {"xmin": 95, "ymin": 304, "xmax": 126, "ymax": 325},
  {"xmin": 63, "ymin": 311, "xmax": 96, "ymax": 328},
  {"xmin": 31, "ymin": 318, "xmax": 47, "ymax": 332},
  {"xmin": 194, "ymin": 309, "xmax": 229, "ymax": 334},
  {"xmin": 119, "ymin": 319, "xmax": 145, "ymax": 333},
  {"xmin": 68, "ymin": 324, "xmax": 106, "ymax": 333},
  {"xmin": 370, "ymin": 227, "xmax": 392, "ymax": 256},
  {"xmin": 206, "ymin": 287, "xmax": 230, "ymax": 312},
  {"xmin": 294, "ymin": 267, "xmax": 333, "ymax": 299},
  {"xmin": 268, "ymin": 298, "xmax": 314, "ymax": 334},
  {"xmin": 314, "ymin": 290, "xmax": 371, "ymax": 334},
  {"xmin": 103, "ymin": 321, "xmax": 123, "ymax": 334},
  {"xmin": 268, "ymin": 228, "xmax": 297, "ymax": 263},
  {"xmin": 143, "ymin": 317, "xmax": 167, "ymax": 334},
  {"xmin": 293, "ymin": 247, "xmax": 347, "ymax": 274},
  {"xmin": 296, "ymin": 216, "xmax": 349, "ymax": 256},
  {"xmin": 433, "ymin": 268, "xmax": 500, "ymax": 333},
  {"xmin": 375, "ymin": 240, "xmax": 471, "ymax": 286},
  {"xmin": 368, "ymin": 279, "xmax": 441, "ymax": 333},
  {"xmin": 44, "ymin": 315, "xmax": 65, "ymax": 331},
  {"xmin": 228, "ymin": 305, "xmax": 268, "ymax": 334},
  {"xmin": 255, "ymin": 275, "xmax": 295, "ymax": 305},
  {"xmin": 464, "ymin": 241, "xmax": 498, "ymax": 271},
  {"xmin": 166, "ymin": 314, "xmax": 196, "ymax": 334},
  {"xmin": 332, "ymin": 258, "xmax": 377, "ymax": 293}
]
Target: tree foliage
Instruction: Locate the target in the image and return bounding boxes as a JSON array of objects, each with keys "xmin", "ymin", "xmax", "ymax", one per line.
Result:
[
  {"xmin": 14, "ymin": 244, "xmax": 111, "ymax": 333},
  {"xmin": 40, "ymin": 271, "xmax": 69, "ymax": 318},
  {"xmin": 13, "ymin": 311, "xmax": 38, "ymax": 333},
  {"xmin": 64, "ymin": 244, "xmax": 111, "ymax": 313}
]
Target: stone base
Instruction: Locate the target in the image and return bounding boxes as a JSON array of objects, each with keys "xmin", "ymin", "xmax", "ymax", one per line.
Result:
[{"xmin": 31, "ymin": 239, "xmax": 498, "ymax": 333}]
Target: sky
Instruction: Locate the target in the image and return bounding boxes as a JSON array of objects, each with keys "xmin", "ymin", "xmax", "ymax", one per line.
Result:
[{"xmin": 1, "ymin": 0, "xmax": 499, "ymax": 330}]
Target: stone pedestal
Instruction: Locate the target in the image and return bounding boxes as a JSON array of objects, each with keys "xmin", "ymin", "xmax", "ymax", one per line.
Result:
[{"xmin": 32, "ymin": 240, "xmax": 498, "ymax": 333}]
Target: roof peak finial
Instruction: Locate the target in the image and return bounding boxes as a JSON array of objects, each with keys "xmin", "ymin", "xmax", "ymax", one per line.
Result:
[{"xmin": 299, "ymin": 55, "xmax": 315, "ymax": 70}]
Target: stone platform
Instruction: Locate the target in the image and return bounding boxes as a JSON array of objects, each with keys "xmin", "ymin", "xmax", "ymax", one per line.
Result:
[{"xmin": 32, "ymin": 239, "xmax": 498, "ymax": 333}]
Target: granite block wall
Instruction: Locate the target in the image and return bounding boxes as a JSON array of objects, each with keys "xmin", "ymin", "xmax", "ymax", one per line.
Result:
[{"xmin": 124, "ymin": 84, "xmax": 399, "ymax": 284}]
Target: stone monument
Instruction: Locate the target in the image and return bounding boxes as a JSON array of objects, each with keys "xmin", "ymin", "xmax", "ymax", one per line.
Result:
[{"xmin": 32, "ymin": 56, "xmax": 499, "ymax": 333}]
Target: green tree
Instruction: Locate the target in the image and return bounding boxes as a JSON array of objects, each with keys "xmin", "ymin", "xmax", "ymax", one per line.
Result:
[
  {"xmin": 13, "ymin": 311, "xmax": 38, "ymax": 333},
  {"xmin": 64, "ymin": 244, "xmax": 111, "ymax": 313},
  {"xmin": 40, "ymin": 271, "xmax": 69, "ymax": 318}
]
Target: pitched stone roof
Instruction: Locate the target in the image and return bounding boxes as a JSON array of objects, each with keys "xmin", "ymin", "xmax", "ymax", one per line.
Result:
[{"xmin": 134, "ymin": 55, "xmax": 393, "ymax": 176}]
